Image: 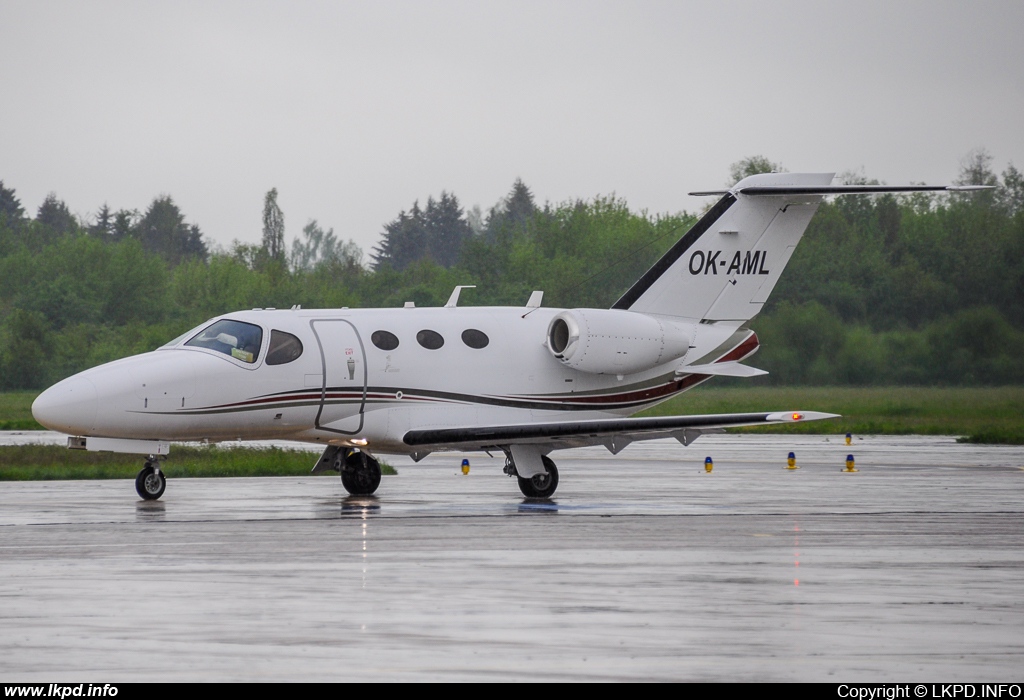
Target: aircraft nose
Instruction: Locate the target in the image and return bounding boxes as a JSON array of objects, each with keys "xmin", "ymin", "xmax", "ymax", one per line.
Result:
[{"xmin": 32, "ymin": 376, "xmax": 99, "ymax": 435}]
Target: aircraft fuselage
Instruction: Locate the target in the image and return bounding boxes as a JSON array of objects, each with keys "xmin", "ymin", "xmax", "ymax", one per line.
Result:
[{"xmin": 31, "ymin": 305, "xmax": 745, "ymax": 455}]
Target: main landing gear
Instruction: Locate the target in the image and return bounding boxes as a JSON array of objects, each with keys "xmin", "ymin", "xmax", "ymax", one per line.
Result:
[
  {"xmin": 504, "ymin": 454, "xmax": 559, "ymax": 498},
  {"xmin": 135, "ymin": 459, "xmax": 166, "ymax": 500}
]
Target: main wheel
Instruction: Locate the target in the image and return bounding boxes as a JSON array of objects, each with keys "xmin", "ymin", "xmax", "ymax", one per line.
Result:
[
  {"xmin": 341, "ymin": 450, "xmax": 382, "ymax": 496},
  {"xmin": 135, "ymin": 464, "xmax": 166, "ymax": 500},
  {"xmin": 517, "ymin": 456, "xmax": 559, "ymax": 498}
]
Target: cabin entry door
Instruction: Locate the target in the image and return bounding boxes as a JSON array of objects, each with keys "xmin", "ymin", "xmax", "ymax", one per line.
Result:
[{"xmin": 310, "ymin": 319, "xmax": 367, "ymax": 435}]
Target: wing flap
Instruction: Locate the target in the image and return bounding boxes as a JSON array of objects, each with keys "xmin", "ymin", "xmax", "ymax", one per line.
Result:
[{"xmin": 402, "ymin": 410, "xmax": 838, "ymax": 451}]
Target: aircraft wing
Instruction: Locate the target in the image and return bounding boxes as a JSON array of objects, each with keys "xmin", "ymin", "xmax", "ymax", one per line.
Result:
[{"xmin": 402, "ymin": 410, "xmax": 838, "ymax": 454}]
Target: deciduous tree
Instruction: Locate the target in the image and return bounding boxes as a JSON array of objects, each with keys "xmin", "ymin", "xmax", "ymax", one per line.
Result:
[{"xmin": 728, "ymin": 156, "xmax": 784, "ymax": 185}]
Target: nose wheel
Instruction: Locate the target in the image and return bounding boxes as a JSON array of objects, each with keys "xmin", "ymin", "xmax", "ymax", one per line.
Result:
[
  {"xmin": 135, "ymin": 462, "xmax": 166, "ymax": 500},
  {"xmin": 340, "ymin": 449, "xmax": 382, "ymax": 496}
]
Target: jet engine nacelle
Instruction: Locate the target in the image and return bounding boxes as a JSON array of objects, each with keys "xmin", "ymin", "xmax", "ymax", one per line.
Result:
[{"xmin": 546, "ymin": 309, "xmax": 693, "ymax": 375}]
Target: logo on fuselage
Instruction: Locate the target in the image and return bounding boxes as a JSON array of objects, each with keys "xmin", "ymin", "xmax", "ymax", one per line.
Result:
[{"xmin": 688, "ymin": 250, "xmax": 770, "ymax": 276}]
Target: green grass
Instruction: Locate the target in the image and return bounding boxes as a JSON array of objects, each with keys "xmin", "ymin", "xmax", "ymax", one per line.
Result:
[
  {"xmin": 0, "ymin": 445, "xmax": 397, "ymax": 481},
  {"xmin": 0, "ymin": 391, "xmax": 44, "ymax": 430},
  {"xmin": 637, "ymin": 386, "xmax": 1024, "ymax": 443}
]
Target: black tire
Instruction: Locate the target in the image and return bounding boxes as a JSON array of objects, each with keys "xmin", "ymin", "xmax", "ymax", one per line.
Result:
[
  {"xmin": 517, "ymin": 456, "xmax": 558, "ymax": 498},
  {"xmin": 341, "ymin": 450, "xmax": 382, "ymax": 496},
  {"xmin": 135, "ymin": 464, "xmax": 166, "ymax": 500}
]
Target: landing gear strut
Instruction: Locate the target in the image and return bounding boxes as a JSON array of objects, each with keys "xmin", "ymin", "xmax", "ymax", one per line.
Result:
[
  {"xmin": 135, "ymin": 459, "xmax": 166, "ymax": 500},
  {"xmin": 340, "ymin": 449, "xmax": 382, "ymax": 496},
  {"xmin": 505, "ymin": 454, "xmax": 559, "ymax": 498}
]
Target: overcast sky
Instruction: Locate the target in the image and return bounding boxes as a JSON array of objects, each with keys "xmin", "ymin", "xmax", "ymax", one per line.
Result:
[{"xmin": 2, "ymin": 0, "xmax": 1022, "ymax": 256}]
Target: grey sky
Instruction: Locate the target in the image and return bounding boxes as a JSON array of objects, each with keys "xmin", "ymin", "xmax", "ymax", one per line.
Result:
[{"xmin": 2, "ymin": 0, "xmax": 1022, "ymax": 257}]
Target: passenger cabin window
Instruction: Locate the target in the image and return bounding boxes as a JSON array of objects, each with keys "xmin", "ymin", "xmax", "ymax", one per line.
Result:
[
  {"xmin": 416, "ymin": 330, "xmax": 444, "ymax": 350},
  {"xmin": 461, "ymin": 329, "xmax": 489, "ymax": 349},
  {"xmin": 185, "ymin": 320, "xmax": 264, "ymax": 363},
  {"xmin": 266, "ymin": 330, "xmax": 303, "ymax": 365},
  {"xmin": 371, "ymin": 330, "xmax": 400, "ymax": 351}
]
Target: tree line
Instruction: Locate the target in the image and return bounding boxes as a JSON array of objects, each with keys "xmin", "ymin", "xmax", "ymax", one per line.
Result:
[{"xmin": 1, "ymin": 150, "xmax": 1022, "ymax": 390}]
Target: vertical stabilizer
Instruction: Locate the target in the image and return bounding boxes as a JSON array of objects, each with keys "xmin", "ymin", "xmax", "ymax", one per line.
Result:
[{"xmin": 613, "ymin": 172, "xmax": 835, "ymax": 322}]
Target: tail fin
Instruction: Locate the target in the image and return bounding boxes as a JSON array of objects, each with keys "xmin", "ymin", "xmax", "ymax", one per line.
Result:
[
  {"xmin": 614, "ymin": 172, "xmax": 985, "ymax": 321},
  {"xmin": 612, "ymin": 172, "xmax": 834, "ymax": 321}
]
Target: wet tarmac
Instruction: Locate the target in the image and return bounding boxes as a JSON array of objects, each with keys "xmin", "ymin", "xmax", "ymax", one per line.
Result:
[{"xmin": 1, "ymin": 434, "xmax": 1023, "ymax": 681}]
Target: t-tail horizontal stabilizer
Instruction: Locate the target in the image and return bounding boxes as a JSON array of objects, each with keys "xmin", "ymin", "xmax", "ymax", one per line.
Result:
[
  {"xmin": 690, "ymin": 184, "xmax": 995, "ymax": 197},
  {"xmin": 676, "ymin": 362, "xmax": 767, "ymax": 378}
]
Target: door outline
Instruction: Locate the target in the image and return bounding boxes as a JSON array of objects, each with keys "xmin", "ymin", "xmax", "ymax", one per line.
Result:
[{"xmin": 310, "ymin": 319, "xmax": 367, "ymax": 435}]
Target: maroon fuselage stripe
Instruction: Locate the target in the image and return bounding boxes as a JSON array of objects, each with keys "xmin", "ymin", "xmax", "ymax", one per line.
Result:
[
  {"xmin": 716, "ymin": 331, "xmax": 759, "ymax": 363},
  {"xmin": 188, "ymin": 333, "xmax": 750, "ymax": 413}
]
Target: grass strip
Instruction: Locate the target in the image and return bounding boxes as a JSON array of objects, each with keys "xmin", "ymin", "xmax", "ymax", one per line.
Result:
[
  {"xmin": 0, "ymin": 420, "xmax": 45, "ymax": 430},
  {"xmin": 639, "ymin": 386, "xmax": 1024, "ymax": 444},
  {"xmin": 0, "ymin": 445, "xmax": 397, "ymax": 481},
  {"xmin": 0, "ymin": 391, "xmax": 44, "ymax": 430}
]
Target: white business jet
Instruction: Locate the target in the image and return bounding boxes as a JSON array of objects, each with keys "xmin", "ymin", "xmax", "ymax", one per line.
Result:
[{"xmin": 31, "ymin": 173, "xmax": 986, "ymax": 500}]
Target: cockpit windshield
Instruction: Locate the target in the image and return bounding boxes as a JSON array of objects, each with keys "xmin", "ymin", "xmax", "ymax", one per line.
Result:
[{"xmin": 185, "ymin": 319, "xmax": 264, "ymax": 363}]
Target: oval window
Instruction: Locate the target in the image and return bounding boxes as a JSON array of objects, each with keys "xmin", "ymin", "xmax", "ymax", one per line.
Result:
[
  {"xmin": 185, "ymin": 319, "xmax": 264, "ymax": 364},
  {"xmin": 266, "ymin": 330, "xmax": 304, "ymax": 365},
  {"xmin": 461, "ymin": 329, "xmax": 489, "ymax": 349},
  {"xmin": 371, "ymin": 330, "xmax": 400, "ymax": 351},
  {"xmin": 416, "ymin": 329, "xmax": 444, "ymax": 350}
]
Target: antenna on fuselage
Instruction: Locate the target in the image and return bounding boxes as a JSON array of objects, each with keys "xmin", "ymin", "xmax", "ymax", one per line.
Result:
[
  {"xmin": 445, "ymin": 285, "xmax": 477, "ymax": 308},
  {"xmin": 521, "ymin": 290, "xmax": 545, "ymax": 318}
]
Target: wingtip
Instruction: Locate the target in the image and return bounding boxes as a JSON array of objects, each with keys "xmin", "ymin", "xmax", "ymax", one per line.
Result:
[{"xmin": 766, "ymin": 411, "xmax": 842, "ymax": 423}]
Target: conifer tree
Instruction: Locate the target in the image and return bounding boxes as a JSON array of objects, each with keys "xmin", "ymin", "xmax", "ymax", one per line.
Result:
[{"xmin": 262, "ymin": 188, "xmax": 286, "ymax": 262}]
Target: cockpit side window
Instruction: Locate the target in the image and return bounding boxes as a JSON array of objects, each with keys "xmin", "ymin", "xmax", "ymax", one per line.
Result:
[
  {"xmin": 185, "ymin": 319, "xmax": 264, "ymax": 363},
  {"xmin": 266, "ymin": 330, "xmax": 303, "ymax": 365}
]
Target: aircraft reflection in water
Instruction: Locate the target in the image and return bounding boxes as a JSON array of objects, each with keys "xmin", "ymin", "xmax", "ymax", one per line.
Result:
[{"xmin": 32, "ymin": 173, "xmax": 990, "ymax": 501}]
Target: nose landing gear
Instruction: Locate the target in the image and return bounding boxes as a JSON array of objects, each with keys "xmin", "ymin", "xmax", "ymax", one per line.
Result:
[
  {"xmin": 135, "ymin": 459, "xmax": 166, "ymax": 500},
  {"xmin": 314, "ymin": 445, "xmax": 383, "ymax": 496},
  {"xmin": 336, "ymin": 449, "xmax": 381, "ymax": 496}
]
